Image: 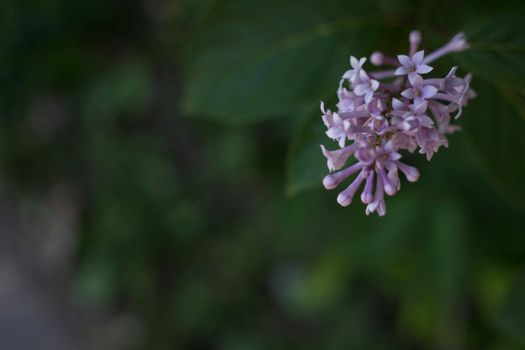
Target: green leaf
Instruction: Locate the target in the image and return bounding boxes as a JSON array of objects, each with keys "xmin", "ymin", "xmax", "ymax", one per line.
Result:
[
  {"xmin": 82, "ymin": 60, "xmax": 154, "ymax": 124},
  {"xmin": 492, "ymin": 274, "xmax": 525, "ymax": 344},
  {"xmin": 456, "ymin": 14, "xmax": 525, "ymax": 89},
  {"xmin": 286, "ymin": 103, "xmax": 326, "ymax": 196},
  {"xmin": 452, "ymin": 15, "xmax": 525, "ymax": 206},
  {"xmin": 463, "ymin": 82, "xmax": 525, "ymax": 207},
  {"xmin": 180, "ymin": 0, "xmax": 403, "ymax": 124}
]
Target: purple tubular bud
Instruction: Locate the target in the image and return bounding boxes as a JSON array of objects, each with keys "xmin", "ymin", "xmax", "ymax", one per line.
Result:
[
  {"xmin": 322, "ymin": 161, "xmax": 364, "ymax": 190},
  {"xmin": 322, "ymin": 176, "xmax": 338, "ymax": 190},
  {"xmin": 370, "ymin": 52, "xmax": 399, "ymax": 66},
  {"xmin": 377, "ymin": 200, "xmax": 386, "ymax": 216},
  {"xmin": 370, "ymin": 69, "xmax": 397, "ymax": 80},
  {"xmin": 423, "ymin": 32, "xmax": 469, "ymax": 64},
  {"xmin": 388, "ymin": 168, "xmax": 401, "ymax": 191},
  {"xmin": 448, "ymin": 32, "xmax": 469, "ymax": 51},
  {"xmin": 366, "ymin": 175, "xmax": 386, "ymax": 216},
  {"xmin": 339, "ymin": 110, "xmax": 371, "ymax": 118},
  {"xmin": 409, "ymin": 30, "xmax": 421, "ymax": 55},
  {"xmin": 378, "ymin": 167, "xmax": 396, "ymax": 196},
  {"xmin": 361, "ymin": 170, "xmax": 375, "ymax": 204},
  {"xmin": 337, "ymin": 171, "xmax": 365, "ymax": 206},
  {"xmin": 370, "ymin": 52, "xmax": 383, "ymax": 65},
  {"xmin": 396, "ymin": 161, "xmax": 420, "ymax": 182},
  {"xmin": 379, "ymin": 83, "xmax": 401, "ymax": 92}
]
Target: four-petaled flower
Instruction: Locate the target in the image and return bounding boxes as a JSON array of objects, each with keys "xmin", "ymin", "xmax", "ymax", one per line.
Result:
[
  {"xmin": 343, "ymin": 56, "xmax": 367, "ymax": 84},
  {"xmin": 401, "ymin": 75, "xmax": 438, "ymax": 105},
  {"xmin": 353, "ymin": 72, "xmax": 379, "ymax": 104},
  {"xmin": 395, "ymin": 50, "xmax": 433, "ymax": 81}
]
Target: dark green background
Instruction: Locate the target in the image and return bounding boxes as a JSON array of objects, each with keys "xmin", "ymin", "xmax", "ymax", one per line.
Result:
[{"xmin": 1, "ymin": 0, "xmax": 525, "ymax": 349}]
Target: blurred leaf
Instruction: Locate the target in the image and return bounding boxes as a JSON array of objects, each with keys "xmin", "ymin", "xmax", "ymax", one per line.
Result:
[
  {"xmin": 72, "ymin": 257, "xmax": 117, "ymax": 308},
  {"xmin": 452, "ymin": 16, "xmax": 525, "ymax": 206},
  {"xmin": 460, "ymin": 82, "xmax": 525, "ymax": 206},
  {"xmin": 286, "ymin": 104, "xmax": 326, "ymax": 196},
  {"xmin": 477, "ymin": 266, "xmax": 514, "ymax": 313},
  {"xmin": 180, "ymin": 0, "xmax": 403, "ymax": 123},
  {"xmin": 275, "ymin": 256, "xmax": 348, "ymax": 317},
  {"xmin": 492, "ymin": 274, "xmax": 525, "ymax": 344},
  {"xmin": 83, "ymin": 60, "xmax": 153, "ymax": 123},
  {"xmin": 458, "ymin": 15, "xmax": 525, "ymax": 88}
]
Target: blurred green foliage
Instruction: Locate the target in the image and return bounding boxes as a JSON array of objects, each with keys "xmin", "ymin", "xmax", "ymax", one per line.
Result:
[{"xmin": 2, "ymin": 0, "xmax": 525, "ymax": 349}]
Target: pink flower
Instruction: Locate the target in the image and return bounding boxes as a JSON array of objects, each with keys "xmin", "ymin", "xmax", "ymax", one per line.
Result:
[
  {"xmin": 395, "ymin": 50, "xmax": 433, "ymax": 81},
  {"xmin": 321, "ymin": 102, "xmax": 350, "ymax": 147},
  {"xmin": 319, "ymin": 31, "xmax": 474, "ymax": 215},
  {"xmin": 353, "ymin": 72, "xmax": 379, "ymax": 104},
  {"xmin": 343, "ymin": 56, "xmax": 367, "ymax": 84},
  {"xmin": 401, "ymin": 75, "xmax": 438, "ymax": 105}
]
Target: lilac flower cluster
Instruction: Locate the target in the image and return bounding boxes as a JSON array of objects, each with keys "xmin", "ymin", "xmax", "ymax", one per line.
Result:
[{"xmin": 320, "ymin": 31, "xmax": 475, "ymax": 216}]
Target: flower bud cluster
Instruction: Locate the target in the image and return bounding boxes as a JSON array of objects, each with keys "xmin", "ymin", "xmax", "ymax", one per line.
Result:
[{"xmin": 321, "ymin": 31, "xmax": 475, "ymax": 215}]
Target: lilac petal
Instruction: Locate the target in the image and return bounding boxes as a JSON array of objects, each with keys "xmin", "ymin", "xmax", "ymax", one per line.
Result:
[
  {"xmin": 358, "ymin": 70, "xmax": 369, "ymax": 81},
  {"xmin": 403, "ymin": 116, "xmax": 420, "ymax": 131},
  {"xmin": 321, "ymin": 144, "xmax": 357, "ymax": 172},
  {"xmin": 350, "ymin": 56, "xmax": 359, "ymax": 68},
  {"xmin": 397, "ymin": 54, "xmax": 411, "ymax": 66},
  {"xmin": 422, "ymin": 85, "xmax": 438, "ymax": 99},
  {"xmin": 355, "ymin": 147, "xmax": 375, "ymax": 164},
  {"xmin": 394, "ymin": 66, "xmax": 408, "ymax": 76},
  {"xmin": 322, "ymin": 115, "xmax": 331, "ymax": 128},
  {"xmin": 384, "ymin": 140, "xmax": 395, "ymax": 153},
  {"xmin": 325, "ymin": 127, "xmax": 341, "ymax": 139},
  {"xmin": 337, "ymin": 135, "xmax": 346, "ymax": 148},
  {"xmin": 419, "ymin": 115, "xmax": 435, "ymax": 127},
  {"xmin": 423, "ymin": 149, "xmax": 433, "ymax": 161},
  {"xmin": 343, "ymin": 119, "xmax": 351, "ymax": 131},
  {"xmin": 412, "ymin": 50, "xmax": 425, "ymax": 64},
  {"xmin": 408, "ymin": 74, "xmax": 423, "ymax": 87},
  {"xmin": 453, "ymin": 104, "xmax": 464, "ymax": 120},
  {"xmin": 417, "ymin": 64, "xmax": 433, "ymax": 74},
  {"xmin": 364, "ymin": 91, "xmax": 374, "ymax": 104},
  {"xmin": 413, "ymin": 101, "xmax": 428, "ymax": 114},
  {"xmin": 370, "ymin": 79, "xmax": 380, "ymax": 91},
  {"xmin": 444, "ymin": 66, "xmax": 458, "ymax": 84},
  {"xmin": 342, "ymin": 69, "xmax": 354, "ymax": 79},
  {"xmin": 321, "ymin": 109, "xmax": 335, "ymax": 127},
  {"xmin": 392, "ymin": 98, "xmax": 405, "ymax": 110},
  {"xmin": 401, "ymin": 88, "xmax": 415, "ymax": 99},
  {"xmin": 354, "ymin": 83, "xmax": 367, "ymax": 96},
  {"xmin": 408, "ymin": 71, "xmax": 420, "ymax": 82},
  {"xmin": 390, "ymin": 151, "xmax": 401, "ymax": 161}
]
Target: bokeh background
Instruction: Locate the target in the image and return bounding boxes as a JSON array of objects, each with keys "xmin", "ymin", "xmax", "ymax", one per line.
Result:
[{"xmin": 1, "ymin": 0, "xmax": 525, "ymax": 349}]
